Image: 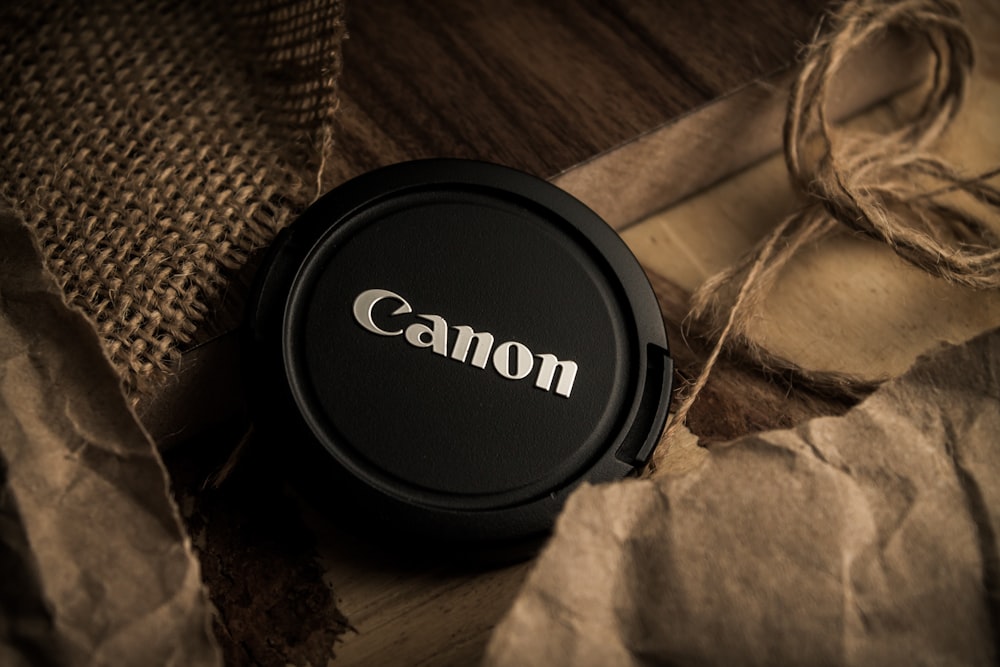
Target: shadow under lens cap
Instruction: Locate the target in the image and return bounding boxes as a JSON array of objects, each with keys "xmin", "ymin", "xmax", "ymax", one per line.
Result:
[{"xmin": 247, "ymin": 159, "xmax": 673, "ymax": 546}]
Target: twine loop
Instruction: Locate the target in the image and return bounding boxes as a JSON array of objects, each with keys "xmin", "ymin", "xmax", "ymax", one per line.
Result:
[{"xmin": 655, "ymin": 0, "xmax": 1000, "ymax": 460}]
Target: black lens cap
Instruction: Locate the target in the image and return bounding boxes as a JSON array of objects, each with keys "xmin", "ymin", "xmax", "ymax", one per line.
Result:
[{"xmin": 246, "ymin": 159, "xmax": 672, "ymax": 550}]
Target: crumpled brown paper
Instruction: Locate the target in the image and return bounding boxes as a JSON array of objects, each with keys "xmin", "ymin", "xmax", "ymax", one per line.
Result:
[
  {"xmin": 486, "ymin": 328, "xmax": 1000, "ymax": 666},
  {"xmin": 0, "ymin": 211, "xmax": 220, "ymax": 666}
]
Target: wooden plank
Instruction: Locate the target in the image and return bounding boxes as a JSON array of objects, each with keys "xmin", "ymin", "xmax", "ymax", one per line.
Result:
[{"xmin": 322, "ymin": 0, "xmax": 829, "ymax": 183}]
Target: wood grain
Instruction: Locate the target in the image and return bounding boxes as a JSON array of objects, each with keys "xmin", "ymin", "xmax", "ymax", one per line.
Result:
[{"xmin": 322, "ymin": 0, "xmax": 827, "ymax": 184}]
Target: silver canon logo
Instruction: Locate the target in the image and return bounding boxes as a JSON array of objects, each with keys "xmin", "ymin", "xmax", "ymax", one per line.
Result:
[{"xmin": 352, "ymin": 288, "xmax": 579, "ymax": 398}]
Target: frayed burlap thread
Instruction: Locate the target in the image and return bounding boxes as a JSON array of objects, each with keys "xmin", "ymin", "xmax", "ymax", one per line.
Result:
[
  {"xmin": 661, "ymin": 0, "xmax": 1000, "ymax": 446},
  {"xmin": 0, "ymin": 0, "xmax": 345, "ymax": 398}
]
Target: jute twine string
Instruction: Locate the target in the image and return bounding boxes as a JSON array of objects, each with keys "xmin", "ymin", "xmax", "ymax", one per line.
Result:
[{"xmin": 659, "ymin": 0, "xmax": 1000, "ymax": 448}]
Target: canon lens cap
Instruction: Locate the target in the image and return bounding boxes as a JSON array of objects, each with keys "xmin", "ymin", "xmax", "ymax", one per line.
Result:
[{"xmin": 246, "ymin": 159, "xmax": 672, "ymax": 550}]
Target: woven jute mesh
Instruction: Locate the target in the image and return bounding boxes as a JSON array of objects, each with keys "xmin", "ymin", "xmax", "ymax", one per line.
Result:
[{"xmin": 0, "ymin": 0, "xmax": 346, "ymax": 398}]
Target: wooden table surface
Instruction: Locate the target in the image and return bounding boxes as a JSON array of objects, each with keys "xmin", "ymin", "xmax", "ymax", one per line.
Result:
[
  {"xmin": 160, "ymin": 2, "xmax": 918, "ymax": 665},
  {"xmin": 322, "ymin": 0, "xmax": 827, "ymax": 184}
]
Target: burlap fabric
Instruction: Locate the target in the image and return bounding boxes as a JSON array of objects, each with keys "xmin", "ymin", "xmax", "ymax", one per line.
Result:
[{"xmin": 0, "ymin": 0, "xmax": 346, "ymax": 398}]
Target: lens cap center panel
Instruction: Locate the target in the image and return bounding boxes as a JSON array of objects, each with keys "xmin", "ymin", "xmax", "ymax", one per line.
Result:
[{"xmin": 285, "ymin": 190, "xmax": 633, "ymax": 506}]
